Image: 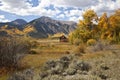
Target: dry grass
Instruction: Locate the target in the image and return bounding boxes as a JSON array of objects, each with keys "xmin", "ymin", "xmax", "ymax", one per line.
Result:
[
  {"xmin": 21, "ymin": 53, "xmax": 66, "ymax": 68},
  {"xmin": 0, "ymin": 75, "xmax": 9, "ymax": 80},
  {"xmin": 0, "ymin": 39, "xmax": 74, "ymax": 80},
  {"xmin": 20, "ymin": 39, "xmax": 75, "ymax": 69},
  {"xmin": 21, "ymin": 39, "xmax": 120, "ymax": 71},
  {"xmin": 0, "ymin": 39, "xmax": 120, "ymax": 80},
  {"xmin": 80, "ymin": 51, "xmax": 112, "ymax": 60},
  {"xmin": 8, "ymin": 45, "xmax": 120, "ymax": 80}
]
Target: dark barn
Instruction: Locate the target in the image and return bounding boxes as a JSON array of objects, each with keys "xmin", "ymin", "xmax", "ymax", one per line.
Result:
[{"xmin": 59, "ymin": 35, "xmax": 68, "ymax": 42}]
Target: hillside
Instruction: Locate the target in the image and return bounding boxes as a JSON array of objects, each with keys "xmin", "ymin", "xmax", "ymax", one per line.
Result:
[
  {"xmin": 25, "ymin": 16, "xmax": 77, "ymax": 38},
  {"xmin": 11, "ymin": 19, "xmax": 27, "ymax": 26},
  {"xmin": 0, "ymin": 16, "xmax": 77, "ymax": 38},
  {"xmin": 0, "ymin": 19, "xmax": 27, "ymax": 29}
]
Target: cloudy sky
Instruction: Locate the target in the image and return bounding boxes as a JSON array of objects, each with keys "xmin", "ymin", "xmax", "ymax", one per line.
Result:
[{"xmin": 0, "ymin": 0, "xmax": 119, "ymax": 22}]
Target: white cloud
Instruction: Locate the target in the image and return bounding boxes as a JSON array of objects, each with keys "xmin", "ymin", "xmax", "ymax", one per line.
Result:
[
  {"xmin": 28, "ymin": 0, "xmax": 32, "ymax": 2},
  {"xmin": 49, "ymin": 0, "xmax": 98, "ymax": 8},
  {"xmin": 57, "ymin": 14, "xmax": 65, "ymax": 19},
  {"xmin": 0, "ymin": 15, "xmax": 10, "ymax": 22},
  {"xmin": 69, "ymin": 9, "xmax": 83, "ymax": 17},
  {"xmin": 38, "ymin": 0, "xmax": 51, "ymax": 8},
  {"xmin": 0, "ymin": 0, "xmax": 32, "ymax": 9},
  {"xmin": 0, "ymin": 0, "xmax": 98, "ymax": 16},
  {"xmin": 0, "ymin": 0, "xmax": 61, "ymax": 16},
  {"xmin": 69, "ymin": 16, "xmax": 78, "ymax": 21},
  {"xmin": 0, "ymin": 0, "xmax": 119, "ymax": 22},
  {"xmin": 63, "ymin": 9, "xmax": 83, "ymax": 22},
  {"xmin": 0, "ymin": 15, "xmax": 4, "ymax": 18},
  {"xmin": 0, "ymin": 0, "xmax": 32, "ymax": 16},
  {"xmin": 91, "ymin": 0, "xmax": 120, "ymax": 16},
  {"xmin": 69, "ymin": 16, "xmax": 83, "ymax": 22}
]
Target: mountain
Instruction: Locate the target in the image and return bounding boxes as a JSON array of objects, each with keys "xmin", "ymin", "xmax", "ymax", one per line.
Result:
[
  {"xmin": 0, "ymin": 16, "xmax": 77, "ymax": 38},
  {"xmin": 25, "ymin": 16, "xmax": 77, "ymax": 38},
  {"xmin": 0, "ymin": 19, "xmax": 27, "ymax": 37},
  {"xmin": 11, "ymin": 19, "xmax": 27, "ymax": 26},
  {"xmin": 0, "ymin": 19, "xmax": 27, "ymax": 30}
]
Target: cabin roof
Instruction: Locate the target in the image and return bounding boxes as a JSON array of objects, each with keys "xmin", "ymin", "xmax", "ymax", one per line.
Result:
[{"xmin": 51, "ymin": 33, "xmax": 68, "ymax": 38}]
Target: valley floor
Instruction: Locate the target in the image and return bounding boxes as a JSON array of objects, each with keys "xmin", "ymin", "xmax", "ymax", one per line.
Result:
[{"xmin": 0, "ymin": 39, "xmax": 120, "ymax": 80}]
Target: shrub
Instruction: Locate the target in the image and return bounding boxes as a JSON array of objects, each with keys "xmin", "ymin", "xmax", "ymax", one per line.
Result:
[
  {"xmin": 8, "ymin": 69, "xmax": 34, "ymax": 80},
  {"xmin": 73, "ymin": 39, "xmax": 83, "ymax": 46},
  {"xmin": 87, "ymin": 39, "xmax": 97, "ymax": 46},
  {"xmin": 107, "ymin": 38, "xmax": 116, "ymax": 44},
  {"xmin": 39, "ymin": 55, "xmax": 93, "ymax": 80},
  {"xmin": 43, "ymin": 75, "xmax": 63, "ymax": 80},
  {"xmin": 28, "ymin": 50, "xmax": 38, "ymax": 54},
  {"xmin": 0, "ymin": 37, "xmax": 31, "ymax": 68},
  {"xmin": 29, "ymin": 40, "xmax": 39, "ymax": 48},
  {"xmin": 59, "ymin": 55, "xmax": 73, "ymax": 68},
  {"xmin": 39, "ymin": 71, "xmax": 48, "ymax": 79},
  {"xmin": 45, "ymin": 60, "xmax": 57, "ymax": 69},
  {"xmin": 89, "ymin": 40, "xmax": 113, "ymax": 52},
  {"xmin": 66, "ymin": 68, "xmax": 77, "ymax": 75},
  {"xmin": 73, "ymin": 44, "xmax": 86, "ymax": 55},
  {"xmin": 91, "ymin": 40, "xmax": 106, "ymax": 51},
  {"xmin": 75, "ymin": 61, "xmax": 91, "ymax": 72}
]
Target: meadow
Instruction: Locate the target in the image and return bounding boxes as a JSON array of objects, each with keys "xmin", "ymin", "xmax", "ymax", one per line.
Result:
[
  {"xmin": 0, "ymin": 38, "xmax": 74, "ymax": 80},
  {"xmin": 0, "ymin": 38, "xmax": 120, "ymax": 80},
  {"xmin": 21, "ymin": 39, "xmax": 74, "ymax": 69}
]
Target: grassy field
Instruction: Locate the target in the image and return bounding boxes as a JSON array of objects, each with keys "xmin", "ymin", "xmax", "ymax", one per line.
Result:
[
  {"xmin": 21, "ymin": 39, "xmax": 75, "ymax": 68},
  {"xmin": 0, "ymin": 39, "xmax": 74, "ymax": 80},
  {"xmin": 0, "ymin": 39, "xmax": 120, "ymax": 80}
]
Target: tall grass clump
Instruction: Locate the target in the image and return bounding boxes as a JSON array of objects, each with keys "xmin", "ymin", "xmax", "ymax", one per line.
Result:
[
  {"xmin": 39, "ymin": 55, "xmax": 93, "ymax": 80},
  {"xmin": 73, "ymin": 44, "xmax": 86, "ymax": 56},
  {"xmin": 8, "ymin": 69, "xmax": 34, "ymax": 80},
  {"xmin": 87, "ymin": 39, "xmax": 97, "ymax": 46},
  {"xmin": 0, "ymin": 37, "xmax": 31, "ymax": 69}
]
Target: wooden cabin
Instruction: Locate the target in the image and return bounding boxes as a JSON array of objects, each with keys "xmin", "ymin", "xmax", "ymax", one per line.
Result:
[
  {"xmin": 50, "ymin": 33, "xmax": 68, "ymax": 42},
  {"xmin": 59, "ymin": 35, "xmax": 68, "ymax": 42}
]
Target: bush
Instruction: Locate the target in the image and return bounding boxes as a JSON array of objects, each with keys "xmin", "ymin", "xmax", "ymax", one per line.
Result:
[
  {"xmin": 39, "ymin": 55, "xmax": 93, "ymax": 80},
  {"xmin": 73, "ymin": 44, "xmax": 86, "ymax": 55},
  {"xmin": 8, "ymin": 69, "xmax": 34, "ymax": 80},
  {"xmin": 87, "ymin": 39, "xmax": 97, "ymax": 46},
  {"xmin": 91, "ymin": 40, "xmax": 106, "ymax": 52},
  {"xmin": 73, "ymin": 39, "xmax": 83, "ymax": 46},
  {"xmin": 29, "ymin": 40, "xmax": 39, "ymax": 48},
  {"xmin": 107, "ymin": 38, "xmax": 116, "ymax": 44},
  {"xmin": 0, "ymin": 37, "xmax": 31, "ymax": 68},
  {"xmin": 75, "ymin": 61, "xmax": 91, "ymax": 72},
  {"xmin": 42, "ymin": 75, "xmax": 63, "ymax": 80},
  {"xmin": 28, "ymin": 50, "xmax": 38, "ymax": 54},
  {"xmin": 66, "ymin": 68, "xmax": 77, "ymax": 75}
]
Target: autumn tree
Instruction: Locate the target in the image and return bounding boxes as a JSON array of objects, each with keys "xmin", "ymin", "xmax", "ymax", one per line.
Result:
[
  {"xmin": 69, "ymin": 9, "xmax": 98, "ymax": 44},
  {"xmin": 109, "ymin": 9, "xmax": 120, "ymax": 43},
  {"xmin": 69, "ymin": 9, "xmax": 120, "ymax": 45},
  {"xmin": 82, "ymin": 9, "xmax": 98, "ymax": 31},
  {"xmin": 98, "ymin": 13, "xmax": 110, "ymax": 39}
]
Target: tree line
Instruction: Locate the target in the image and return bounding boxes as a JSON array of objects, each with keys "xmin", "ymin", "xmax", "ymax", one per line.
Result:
[{"xmin": 69, "ymin": 9, "xmax": 120, "ymax": 45}]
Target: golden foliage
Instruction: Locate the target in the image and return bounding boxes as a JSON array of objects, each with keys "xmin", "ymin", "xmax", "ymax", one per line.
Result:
[
  {"xmin": 0, "ymin": 27, "xmax": 24, "ymax": 36},
  {"xmin": 87, "ymin": 39, "xmax": 97, "ymax": 46},
  {"xmin": 69, "ymin": 9, "xmax": 120, "ymax": 44},
  {"xmin": 23, "ymin": 26, "xmax": 35, "ymax": 33}
]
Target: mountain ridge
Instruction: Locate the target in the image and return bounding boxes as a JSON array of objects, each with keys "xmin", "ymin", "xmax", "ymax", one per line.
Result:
[
  {"xmin": 0, "ymin": 16, "xmax": 77, "ymax": 38},
  {"xmin": 11, "ymin": 19, "xmax": 27, "ymax": 26}
]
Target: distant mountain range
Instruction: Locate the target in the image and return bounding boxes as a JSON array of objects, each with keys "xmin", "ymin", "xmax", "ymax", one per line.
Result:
[
  {"xmin": 0, "ymin": 16, "xmax": 77, "ymax": 38},
  {"xmin": 11, "ymin": 19, "xmax": 27, "ymax": 26}
]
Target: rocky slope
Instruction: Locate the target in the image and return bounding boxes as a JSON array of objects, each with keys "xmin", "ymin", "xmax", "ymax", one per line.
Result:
[
  {"xmin": 0, "ymin": 16, "xmax": 77, "ymax": 38},
  {"xmin": 25, "ymin": 16, "xmax": 76, "ymax": 38}
]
